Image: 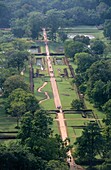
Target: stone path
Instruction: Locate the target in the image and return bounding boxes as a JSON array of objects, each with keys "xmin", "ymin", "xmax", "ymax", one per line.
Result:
[{"xmin": 43, "ymin": 28, "xmax": 84, "ymax": 170}]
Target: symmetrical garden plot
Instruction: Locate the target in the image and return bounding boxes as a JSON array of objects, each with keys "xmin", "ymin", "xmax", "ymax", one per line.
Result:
[
  {"xmin": 64, "ymin": 111, "xmax": 102, "ymax": 144},
  {"xmin": 28, "ymin": 42, "xmax": 104, "ymax": 147},
  {"xmin": 51, "ymin": 56, "xmax": 78, "ymax": 109},
  {"xmin": 0, "ymin": 27, "xmax": 105, "ymax": 153}
]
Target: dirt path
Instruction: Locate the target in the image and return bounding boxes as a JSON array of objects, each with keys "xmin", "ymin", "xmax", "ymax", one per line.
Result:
[
  {"xmin": 43, "ymin": 28, "xmax": 84, "ymax": 170},
  {"xmin": 37, "ymin": 82, "xmax": 50, "ymax": 104}
]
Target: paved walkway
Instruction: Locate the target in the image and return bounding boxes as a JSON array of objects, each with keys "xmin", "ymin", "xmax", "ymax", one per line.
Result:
[{"xmin": 43, "ymin": 28, "xmax": 78, "ymax": 170}]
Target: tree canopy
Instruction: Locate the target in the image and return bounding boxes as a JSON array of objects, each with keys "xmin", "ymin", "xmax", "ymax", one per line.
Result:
[
  {"xmin": 74, "ymin": 122, "xmax": 104, "ymax": 166},
  {"xmin": 1, "ymin": 0, "xmax": 111, "ymax": 38},
  {"xmin": 3, "ymin": 75, "xmax": 29, "ymax": 96},
  {"xmin": 7, "ymin": 88, "xmax": 39, "ymax": 115}
]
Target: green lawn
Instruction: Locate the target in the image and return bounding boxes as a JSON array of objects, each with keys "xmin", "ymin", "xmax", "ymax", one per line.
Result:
[
  {"xmin": 56, "ymin": 79, "xmax": 78, "ymax": 109},
  {"xmin": 67, "ymin": 127, "xmax": 76, "ymax": 143},
  {"xmin": 34, "ymin": 77, "xmax": 55, "ymax": 110},
  {"xmin": 64, "ymin": 113, "xmax": 97, "ymax": 144},
  {"xmin": 0, "ymin": 98, "xmax": 17, "ymax": 132},
  {"xmin": 84, "ymin": 98, "xmax": 105, "ymax": 119},
  {"xmin": 51, "ymin": 120, "xmax": 59, "ymax": 135},
  {"xmin": 65, "ymin": 114, "xmax": 83, "ymax": 119},
  {"xmin": 24, "ymin": 36, "xmax": 105, "ymax": 146},
  {"xmin": 51, "ymin": 56, "xmax": 79, "ymax": 109},
  {"xmin": 35, "ymin": 41, "xmax": 46, "ymax": 53},
  {"xmin": 53, "ymin": 64, "xmax": 69, "ymax": 77},
  {"xmin": 66, "ymin": 120, "xmax": 90, "ymax": 126},
  {"xmin": 62, "ymin": 25, "xmax": 103, "ymax": 39},
  {"xmin": 49, "ymin": 114, "xmax": 59, "ymax": 135},
  {"xmin": 48, "ymin": 41, "xmax": 64, "ymax": 53},
  {"xmin": 32, "ymin": 55, "xmax": 78, "ymax": 110},
  {"xmin": 74, "ymin": 129, "xmax": 83, "ymax": 137}
]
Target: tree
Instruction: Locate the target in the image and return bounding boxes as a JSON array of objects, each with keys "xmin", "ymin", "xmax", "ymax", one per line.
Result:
[
  {"xmin": 46, "ymin": 160, "xmax": 69, "ymax": 170},
  {"xmin": 96, "ymin": 2, "xmax": 108, "ymax": 23},
  {"xmin": 99, "ymin": 159, "xmax": 111, "ymax": 170},
  {"xmin": 18, "ymin": 111, "xmax": 70, "ymax": 163},
  {"xmin": 28, "ymin": 12, "xmax": 45, "ymax": 39},
  {"xmin": 29, "ymin": 137, "xmax": 70, "ymax": 162},
  {"xmin": 100, "ymin": 0, "xmax": 111, "ymax": 6},
  {"xmin": 18, "ymin": 110, "xmax": 53, "ymax": 144},
  {"xmin": 74, "ymin": 122, "xmax": 104, "ymax": 168},
  {"xmin": 64, "ymin": 40, "xmax": 86, "ymax": 59},
  {"xmin": 7, "ymin": 50, "xmax": 28, "ymax": 71},
  {"xmin": 46, "ymin": 9, "xmax": 64, "ymax": 40},
  {"xmin": 71, "ymin": 99, "xmax": 84, "ymax": 110},
  {"xmin": 90, "ymin": 39, "xmax": 105, "ymax": 55},
  {"xmin": 100, "ymin": 99, "xmax": 111, "ymax": 168},
  {"xmin": 72, "ymin": 74, "xmax": 85, "ymax": 87},
  {"xmin": 86, "ymin": 60, "xmax": 111, "ymax": 94},
  {"xmin": 73, "ymin": 35, "xmax": 90, "ymax": 45},
  {"xmin": 58, "ymin": 31, "xmax": 67, "ymax": 42},
  {"xmin": 0, "ymin": 143, "xmax": 46, "ymax": 170},
  {"xmin": 75, "ymin": 52, "xmax": 96, "ymax": 73},
  {"xmin": 0, "ymin": 2, "xmax": 11, "ymax": 28},
  {"xmin": 103, "ymin": 20, "xmax": 111, "ymax": 39},
  {"xmin": 8, "ymin": 88, "xmax": 39, "ymax": 114},
  {"xmin": 0, "ymin": 67, "xmax": 18, "ymax": 89},
  {"xmin": 103, "ymin": 99, "xmax": 111, "ymax": 118},
  {"xmin": 8, "ymin": 101, "xmax": 26, "ymax": 128},
  {"xmin": 91, "ymin": 80, "xmax": 107, "ymax": 107},
  {"xmin": 105, "ymin": 80, "xmax": 111, "ymax": 100},
  {"xmin": 12, "ymin": 39, "xmax": 30, "ymax": 51},
  {"xmin": 11, "ymin": 18, "xmax": 27, "ymax": 38},
  {"xmin": 3, "ymin": 75, "xmax": 29, "ymax": 96}
]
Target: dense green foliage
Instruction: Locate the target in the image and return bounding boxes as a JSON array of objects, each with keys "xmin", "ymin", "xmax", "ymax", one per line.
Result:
[
  {"xmin": 1, "ymin": 0, "xmax": 111, "ymax": 169},
  {"xmin": 7, "ymin": 88, "xmax": 39, "ymax": 117},
  {"xmin": 3, "ymin": 75, "xmax": 29, "ymax": 96},
  {"xmin": 0, "ymin": 0, "xmax": 110, "ymax": 39},
  {"xmin": 71, "ymin": 99, "xmax": 84, "ymax": 110},
  {"xmin": 65, "ymin": 33, "xmax": 111, "ymax": 169},
  {"xmin": 74, "ymin": 123, "xmax": 103, "ymax": 165}
]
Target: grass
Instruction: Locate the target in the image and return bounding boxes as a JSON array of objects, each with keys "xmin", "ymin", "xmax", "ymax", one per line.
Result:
[
  {"xmin": 35, "ymin": 41, "xmax": 46, "ymax": 53},
  {"xmin": 8, "ymin": 31, "xmax": 105, "ymax": 145},
  {"xmin": 49, "ymin": 114, "xmax": 59, "ymax": 135},
  {"xmin": 51, "ymin": 120, "xmax": 59, "ymax": 135},
  {"xmin": 62, "ymin": 25, "xmax": 103, "ymax": 39},
  {"xmin": 34, "ymin": 77, "xmax": 55, "ymax": 110},
  {"xmin": 74, "ymin": 129, "xmax": 83, "ymax": 137},
  {"xmin": 64, "ymin": 112, "xmax": 100, "ymax": 144},
  {"xmin": 63, "ymin": 25, "xmax": 99, "ymax": 32},
  {"xmin": 51, "ymin": 57, "xmax": 78, "ymax": 109},
  {"xmin": 84, "ymin": 98, "xmax": 105, "ymax": 119},
  {"xmin": 66, "ymin": 120, "xmax": 90, "ymax": 126},
  {"xmin": 53, "ymin": 64, "xmax": 69, "ymax": 77},
  {"xmin": 48, "ymin": 41, "xmax": 64, "ymax": 53},
  {"xmin": 41, "ymin": 99, "xmax": 55, "ymax": 110},
  {"xmin": 65, "ymin": 114, "xmax": 83, "ymax": 119},
  {"xmin": 0, "ymin": 98, "xmax": 17, "ymax": 132},
  {"xmin": 56, "ymin": 79, "xmax": 78, "ymax": 109},
  {"xmin": 23, "ymin": 37, "xmax": 105, "ymax": 147}
]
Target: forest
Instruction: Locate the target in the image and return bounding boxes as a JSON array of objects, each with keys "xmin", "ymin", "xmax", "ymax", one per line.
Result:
[
  {"xmin": 0, "ymin": 0, "xmax": 111, "ymax": 37},
  {"xmin": 0, "ymin": 0, "xmax": 111, "ymax": 170}
]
